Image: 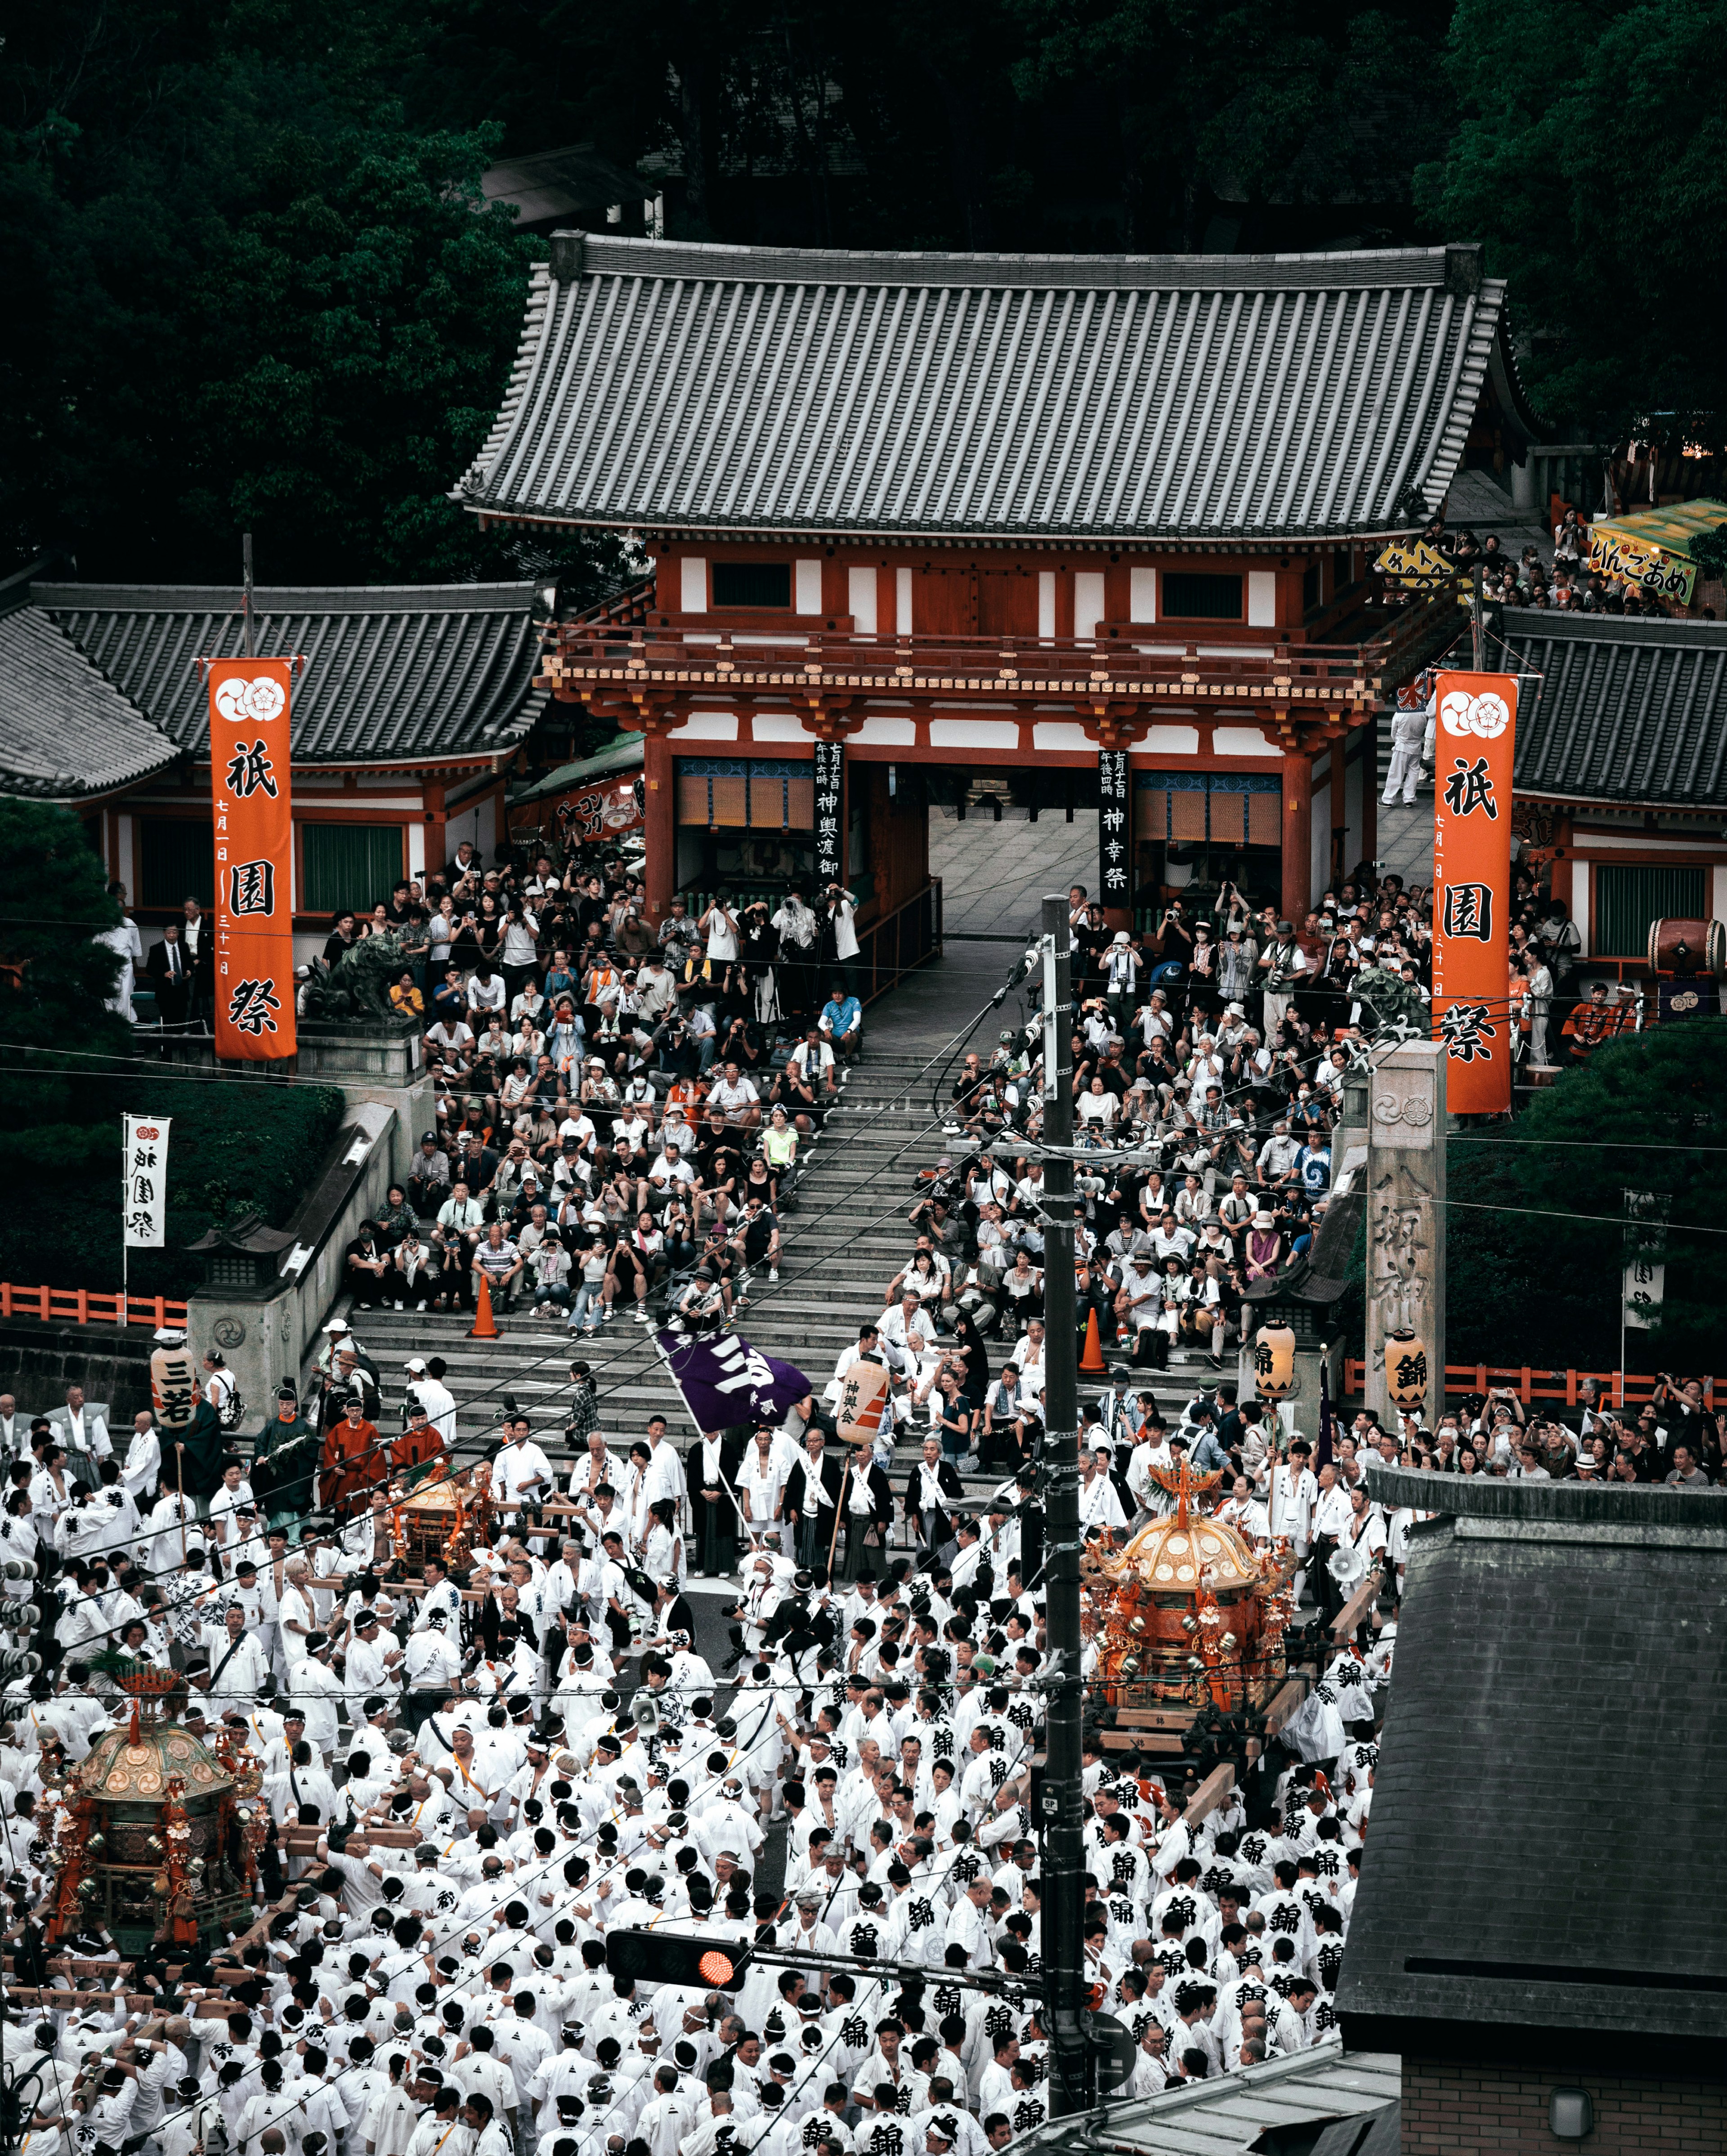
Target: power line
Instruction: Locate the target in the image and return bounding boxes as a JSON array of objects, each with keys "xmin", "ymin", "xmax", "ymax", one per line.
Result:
[{"xmin": 1418, "ymin": 1194, "xmax": 1727, "ymax": 1237}]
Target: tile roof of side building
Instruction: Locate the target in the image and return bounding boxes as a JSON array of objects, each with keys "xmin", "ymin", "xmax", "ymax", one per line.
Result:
[
  {"xmin": 456, "ymin": 236, "xmax": 1542, "ymax": 545},
  {"xmin": 34, "ymin": 580, "xmax": 547, "ymax": 767},
  {"xmin": 0, "ymin": 592, "xmax": 180, "ymax": 803},
  {"xmin": 1338, "ymin": 1466, "xmax": 1727, "ymax": 2063},
  {"xmin": 1502, "ymin": 609, "xmax": 1727, "ymax": 808}
]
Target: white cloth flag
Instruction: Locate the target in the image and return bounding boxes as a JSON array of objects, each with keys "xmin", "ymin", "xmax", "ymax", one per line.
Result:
[{"xmin": 123, "ymin": 1114, "xmax": 171, "ymax": 1247}]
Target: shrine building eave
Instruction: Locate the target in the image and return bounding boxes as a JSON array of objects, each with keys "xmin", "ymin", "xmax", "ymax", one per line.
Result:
[{"xmin": 459, "ymin": 236, "xmax": 1535, "ymax": 547}]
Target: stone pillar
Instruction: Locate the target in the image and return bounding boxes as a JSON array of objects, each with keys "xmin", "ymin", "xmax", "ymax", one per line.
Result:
[
  {"xmin": 1365, "ymin": 1039, "xmax": 1447, "ymax": 1426},
  {"xmin": 294, "ymin": 1021, "xmax": 433, "ymax": 1186}
]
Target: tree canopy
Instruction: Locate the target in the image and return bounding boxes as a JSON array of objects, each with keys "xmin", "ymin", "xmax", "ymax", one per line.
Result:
[
  {"xmin": 2, "ymin": 0, "xmax": 1718, "ymax": 585},
  {"xmin": 0, "ymin": 801, "xmax": 345, "ymax": 1299},
  {"xmin": 1445, "ymin": 1020, "xmax": 1727, "ymax": 1376},
  {"xmin": 1417, "ymin": 0, "xmax": 1727, "ymax": 443}
]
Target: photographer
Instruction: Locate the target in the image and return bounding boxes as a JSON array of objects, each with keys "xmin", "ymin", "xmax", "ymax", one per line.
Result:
[{"xmin": 818, "ymin": 883, "xmax": 862, "ymax": 995}]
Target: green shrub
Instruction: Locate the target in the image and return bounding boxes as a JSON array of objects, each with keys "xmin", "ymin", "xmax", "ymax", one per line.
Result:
[{"xmin": 3, "ymin": 1079, "xmax": 346, "ymax": 1300}]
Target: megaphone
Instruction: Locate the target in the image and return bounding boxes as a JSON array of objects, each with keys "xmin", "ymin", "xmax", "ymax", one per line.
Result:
[
  {"xmin": 632, "ymin": 1692, "xmax": 660, "ymax": 1739},
  {"xmin": 1328, "ymin": 1541, "xmax": 1369, "ymax": 1592}
]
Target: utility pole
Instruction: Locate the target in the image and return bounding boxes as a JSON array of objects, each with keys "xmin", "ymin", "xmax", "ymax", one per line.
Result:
[
  {"xmin": 1037, "ymin": 890, "xmax": 1088, "ymax": 2116},
  {"xmin": 242, "ymin": 531, "xmax": 256, "ymax": 658}
]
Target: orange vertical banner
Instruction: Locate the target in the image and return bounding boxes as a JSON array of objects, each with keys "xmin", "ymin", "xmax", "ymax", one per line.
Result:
[
  {"xmin": 207, "ymin": 658, "xmax": 298, "ymax": 1061},
  {"xmin": 1432, "ymin": 669, "xmax": 1517, "ymax": 1113}
]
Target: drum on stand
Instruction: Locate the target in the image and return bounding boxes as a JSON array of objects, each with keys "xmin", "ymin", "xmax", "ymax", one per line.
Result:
[{"xmin": 1647, "ymin": 917, "xmax": 1727, "ymax": 976}]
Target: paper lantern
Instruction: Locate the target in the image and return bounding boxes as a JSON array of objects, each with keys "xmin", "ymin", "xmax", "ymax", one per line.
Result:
[
  {"xmin": 149, "ymin": 1343, "xmax": 199, "ymax": 1434},
  {"xmin": 837, "ymin": 1356, "xmax": 891, "ymax": 1448},
  {"xmin": 1384, "ymin": 1329, "xmax": 1430, "ymax": 1410},
  {"xmin": 1251, "ymin": 1322, "xmax": 1296, "ymax": 1401}
]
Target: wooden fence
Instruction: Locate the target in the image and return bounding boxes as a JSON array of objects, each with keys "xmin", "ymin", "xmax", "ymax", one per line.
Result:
[
  {"xmin": 0, "ymin": 1283, "xmax": 189, "ymax": 1330},
  {"xmin": 1342, "ymin": 1359, "xmax": 1717, "ymax": 1411}
]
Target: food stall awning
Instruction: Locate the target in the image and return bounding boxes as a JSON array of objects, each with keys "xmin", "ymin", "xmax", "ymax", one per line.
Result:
[
  {"xmin": 1587, "ymin": 496, "xmax": 1727, "ymax": 607},
  {"xmin": 510, "ymin": 732, "xmax": 643, "ymax": 806}
]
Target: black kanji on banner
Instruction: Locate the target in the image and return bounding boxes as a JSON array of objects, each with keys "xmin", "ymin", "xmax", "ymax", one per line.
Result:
[
  {"xmin": 813, "ymin": 740, "xmax": 844, "ymax": 886},
  {"xmin": 1098, "ymin": 749, "xmax": 1130, "ymax": 908}
]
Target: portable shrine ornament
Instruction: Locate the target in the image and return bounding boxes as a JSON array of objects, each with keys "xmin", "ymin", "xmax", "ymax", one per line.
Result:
[
  {"xmin": 1384, "ymin": 1329, "xmax": 1431, "ymax": 1411},
  {"xmin": 1250, "ymin": 1321, "xmax": 1297, "ymax": 1401}
]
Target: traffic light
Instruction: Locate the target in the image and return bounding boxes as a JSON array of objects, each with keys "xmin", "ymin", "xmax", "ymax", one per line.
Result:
[{"xmin": 604, "ymin": 1928, "xmax": 752, "ymax": 1991}]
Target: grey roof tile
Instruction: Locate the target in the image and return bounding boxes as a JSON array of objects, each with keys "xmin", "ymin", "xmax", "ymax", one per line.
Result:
[
  {"xmin": 1504, "ymin": 612, "xmax": 1727, "ymax": 807},
  {"xmin": 0, "ymin": 605, "xmax": 179, "ymax": 800},
  {"xmin": 34, "ymin": 582, "xmax": 545, "ymax": 767},
  {"xmin": 1337, "ymin": 1475, "xmax": 1727, "ymax": 2044},
  {"xmin": 458, "ymin": 238, "xmax": 1519, "ymax": 543}
]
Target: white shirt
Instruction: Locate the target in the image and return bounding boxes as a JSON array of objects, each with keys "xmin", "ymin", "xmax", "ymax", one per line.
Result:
[{"xmin": 493, "ymin": 1441, "xmax": 555, "ymax": 1508}]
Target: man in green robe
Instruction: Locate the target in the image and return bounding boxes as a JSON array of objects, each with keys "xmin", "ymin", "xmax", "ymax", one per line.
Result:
[{"xmin": 251, "ymin": 1382, "xmax": 321, "ymax": 1530}]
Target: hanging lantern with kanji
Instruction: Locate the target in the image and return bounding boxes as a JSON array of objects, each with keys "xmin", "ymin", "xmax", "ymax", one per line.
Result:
[
  {"xmin": 1251, "ymin": 1321, "xmax": 1297, "ymax": 1401},
  {"xmin": 1384, "ymin": 1328, "xmax": 1431, "ymax": 1412}
]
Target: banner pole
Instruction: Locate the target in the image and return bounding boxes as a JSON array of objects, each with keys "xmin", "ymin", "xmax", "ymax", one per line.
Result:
[
  {"xmin": 647, "ymin": 1332, "xmax": 761, "ymax": 1560},
  {"xmin": 825, "ymin": 1455, "xmax": 851, "ymax": 1579},
  {"xmin": 121, "ymin": 1112, "xmax": 128, "ymax": 1325}
]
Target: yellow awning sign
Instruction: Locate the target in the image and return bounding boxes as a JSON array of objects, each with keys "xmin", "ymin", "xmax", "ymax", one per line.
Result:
[
  {"xmin": 1374, "ymin": 539, "xmax": 1453, "ymax": 588},
  {"xmin": 1586, "ymin": 527, "xmax": 1697, "ymax": 606}
]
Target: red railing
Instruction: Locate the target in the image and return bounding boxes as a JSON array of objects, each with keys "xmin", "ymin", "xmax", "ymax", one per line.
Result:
[
  {"xmin": 0, "ymin": 1284, "xmax": 189, "ymax": 1331},
  {"xmin": 537, "ymin": 589, "xmax": 1462, "ymax": 709},
  {"xmin": 1343, "ymin": 1359, "xmax": 1717, "ymax": 1412}
]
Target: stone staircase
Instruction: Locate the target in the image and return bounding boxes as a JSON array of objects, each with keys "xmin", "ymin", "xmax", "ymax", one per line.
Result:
[{"xmin": 338, "ymin": 1041, "xmax": 1217, "ymax": 1503}]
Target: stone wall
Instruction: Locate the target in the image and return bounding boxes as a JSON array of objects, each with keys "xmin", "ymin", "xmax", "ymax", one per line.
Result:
[{"xmin": 0, "ymin": 1321, "xmax": 156, "ymax": 1427}]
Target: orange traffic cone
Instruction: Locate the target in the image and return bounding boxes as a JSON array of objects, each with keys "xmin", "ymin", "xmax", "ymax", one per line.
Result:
[
  {"xmin": 1079, "ymin": 1306, "xmax": 1107, "ymax": 1375},
  {"xmin": 468, "ymin": 1270, "xmax": 501, "ymax": 1339}
]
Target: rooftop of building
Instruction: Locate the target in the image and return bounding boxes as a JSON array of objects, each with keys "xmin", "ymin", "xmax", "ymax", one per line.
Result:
[
  {"xmin": 459, "ymin": 235, "xmax": 1542, "ymax": 548},
  {"xmin": 1338, "ymin": 1466, "xmax": 1727, "ymax": 2067}
]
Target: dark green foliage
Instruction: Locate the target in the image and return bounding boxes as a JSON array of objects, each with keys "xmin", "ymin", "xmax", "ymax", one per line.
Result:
[
  {"xmin": 1445, "ymin": 1021, "xmax": 1727, "ymax": 1375},
  {"xmin": 0, "ymin": 1, "xmax": 626, "ymax": 591},
  {"xmin": 1417, "ymin": 0, "xmax": 1727, "ymax": 442},
  {"xmin": 0, "ymin": 801, "xmax": 346, "ymax": 1298},
  {"xmin": 4, "ymin": 0, "xmax": 1718, "ymax": 579}
]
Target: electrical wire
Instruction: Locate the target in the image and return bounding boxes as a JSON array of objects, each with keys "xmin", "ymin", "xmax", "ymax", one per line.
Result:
[{"xmin": 1416, "ymin": 1194, "xmax": 1727, "ymax": 1237}]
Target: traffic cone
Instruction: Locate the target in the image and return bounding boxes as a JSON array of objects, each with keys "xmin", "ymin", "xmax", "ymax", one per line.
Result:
[
  {"xmin": 468, "ymin": 1271, "xmax": 501, "ymax": 1339},
  {"xmin": 1079, "ymin": 1306, "xmax": 1107, "ymax": 1375}
]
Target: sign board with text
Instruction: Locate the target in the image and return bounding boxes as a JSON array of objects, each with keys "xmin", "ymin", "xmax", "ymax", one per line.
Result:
[
  {"xmin": 1432, "ymin": 671, "xmax": 1517, "ymax": 1113},
  {"xmin": 207, "ymin": 658, "xmax": 297, "ymax": 1060}
]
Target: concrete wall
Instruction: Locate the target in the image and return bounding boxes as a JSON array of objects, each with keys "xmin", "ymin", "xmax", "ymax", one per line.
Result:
[
  {"xmin": 187, "ymin": 1102, "xmax": 397, "ymax": 1428},
  {"xmin": 0, "ymin": 1323, "xmax": 156, "ymax": 1429}
]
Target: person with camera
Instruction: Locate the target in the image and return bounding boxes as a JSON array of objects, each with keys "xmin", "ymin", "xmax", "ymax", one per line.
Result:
[
  {"xmin": 1256, "ymin": 919, "xmax": 1308, "ymax": 1037},
  {"xmin": 817, "ymin": 882, "xmax": 861, "ymax": 988}
]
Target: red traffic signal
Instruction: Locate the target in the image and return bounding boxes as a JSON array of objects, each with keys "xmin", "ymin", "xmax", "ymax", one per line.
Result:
[{"xmin": 604, "ymin": 1928, "xmax": 753, "ymax": 1991}]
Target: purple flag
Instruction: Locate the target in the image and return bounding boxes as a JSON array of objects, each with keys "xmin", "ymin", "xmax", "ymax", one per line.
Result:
[{"xmin": 657, "ymin": 1330, "xmax": 811, "ymax": 1432}]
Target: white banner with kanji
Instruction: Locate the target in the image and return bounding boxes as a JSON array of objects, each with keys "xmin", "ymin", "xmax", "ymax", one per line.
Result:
[{"xmin": 123, "ymin": 1114, "xmax": 171, "ymax": 1247}]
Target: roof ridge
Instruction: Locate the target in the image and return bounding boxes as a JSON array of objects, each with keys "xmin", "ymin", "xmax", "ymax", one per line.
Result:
[
  {"xmin": 35, "ymin": 580, "xmax": 537, "ymax": 613},
  {"xmin": 559, "ymin": 232, "xmax": 1473, "ymax": 295}
]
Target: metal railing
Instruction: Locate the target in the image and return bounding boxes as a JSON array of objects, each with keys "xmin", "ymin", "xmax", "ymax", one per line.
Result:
[
  {"xmin": 0, "ymin": 1284, "xmax": 190, "ymax": 1330},
  {"xmin": 856, "ymin": 878, "xmax": 942, "ymax": 1003},
  {"xmin": 1343, "ymin": 1358, "xmax": 1717, "ymax": 1411}
]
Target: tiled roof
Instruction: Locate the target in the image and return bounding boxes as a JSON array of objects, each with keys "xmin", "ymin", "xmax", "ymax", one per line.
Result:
[
  {"xmin": 1504, "ymin": 612, "xmax": 1727, "ymax": 806},
  {"xmin": 1009, "ymin": 2039, "xmax": 1399, "ymax": 2156},
  {"xmin": 459, "ymin": 236, "xmax": 1522, "ymax": 543},
  {"xmin": 35, "ymin": 581, "xmax": 546, "ymax": 767},
  {"xmin": 0, "ymin": 604, "xmax": 179, "ymax": 801},
  {"xmin": 1338, "ymin": 1467, "xmax": 1727, "ymax": 2053}
]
